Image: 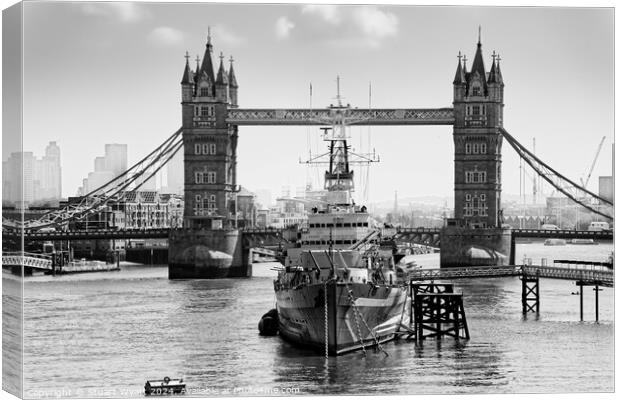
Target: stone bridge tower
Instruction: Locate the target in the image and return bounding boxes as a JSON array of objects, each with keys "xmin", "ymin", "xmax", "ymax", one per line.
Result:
[
  {"xmin": 169, "ymin": 32, "xmax": 248, "ymax": 279},
  {"xmin": 452, "ymin": 32, "xmax": 504, "ymax": 228},
  {"xmin": 180, "ymin": 31, "xmax": 239, "ymax": 230},
  {"xmin": 441, "ymin": 31, "xmax": 512, "ymax": 268}
]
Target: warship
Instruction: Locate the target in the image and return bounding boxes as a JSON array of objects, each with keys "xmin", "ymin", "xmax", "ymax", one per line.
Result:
[{"xmin": 273, "ymin": 81, "xmax": 412, "ymax": 355}]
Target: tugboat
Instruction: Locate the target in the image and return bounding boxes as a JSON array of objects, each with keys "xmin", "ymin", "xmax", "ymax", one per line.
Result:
[{"xmin": 274, "ymin": 80, "xmax": 409, "ymax": 355}]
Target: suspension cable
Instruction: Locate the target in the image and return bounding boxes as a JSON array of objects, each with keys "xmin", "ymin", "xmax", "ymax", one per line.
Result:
[
  {"xmin": 5, "ymin": 128, "xmax": 183, "ymax": 230},
  {"xmin": 501, "ymin": 128, "xmax": 613, "ymax": 220}
]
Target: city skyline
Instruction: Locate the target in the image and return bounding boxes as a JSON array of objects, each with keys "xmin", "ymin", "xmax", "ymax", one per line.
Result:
[
  {"xmin": 2, "ymin": 141, "xmax": 61, "ymax": 205},
  {"xmin": 3, "ymin": 2, "xmax": 614, "ymax": 203}
]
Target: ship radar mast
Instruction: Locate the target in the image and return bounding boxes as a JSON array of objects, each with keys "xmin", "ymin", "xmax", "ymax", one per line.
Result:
[{"xmin": 302, "ymin": 77, "xmax": 379, "ymax": 203}]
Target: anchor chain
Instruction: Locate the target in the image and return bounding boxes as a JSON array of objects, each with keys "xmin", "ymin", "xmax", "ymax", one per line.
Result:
[
  {"xmin": 345, "ymin": 281, "xmax": 389, "ymax": 357},
  {"xmin": 324, "ymin": 280, "xmax": 329, "ymax": 358},
  {"xmin": 356, "ymin": 301, "xmax": 389, "ymax": 357},
  {"xmin": 347, "ymin": 289, "xmax": 367, "ymax": 357}
]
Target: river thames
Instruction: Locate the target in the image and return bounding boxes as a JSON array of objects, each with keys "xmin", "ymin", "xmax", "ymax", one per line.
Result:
[{"xmin": 3, "ymin": 240, "xmax": 613, "ymax": 397}]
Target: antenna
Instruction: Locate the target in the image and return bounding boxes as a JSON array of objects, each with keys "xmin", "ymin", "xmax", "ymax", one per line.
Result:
[{"xmin": 335, "ymin": 75, "xmax": 343, "ymax": 107}]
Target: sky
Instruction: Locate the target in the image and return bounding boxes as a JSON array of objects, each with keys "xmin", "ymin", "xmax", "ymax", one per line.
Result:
[{"xmin": 2, "ymin": 1, "xmax": 614, "ymax": 203}]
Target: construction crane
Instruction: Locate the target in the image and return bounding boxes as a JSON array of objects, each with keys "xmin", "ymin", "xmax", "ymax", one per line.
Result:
[{"xmin": 580, "ymin": 136, "xmax": 606, "ymax": 190}]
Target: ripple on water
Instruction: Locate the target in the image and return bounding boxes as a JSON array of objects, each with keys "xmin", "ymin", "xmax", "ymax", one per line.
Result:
[{"xmin": 15, "ymin": 253, "xmax": 615, "ymax": 396}]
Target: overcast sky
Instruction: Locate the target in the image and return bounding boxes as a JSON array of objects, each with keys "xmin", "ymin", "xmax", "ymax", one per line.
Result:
[{"xmin": 5, "ymin": 2, "xmax": 614, "ymax": 203}]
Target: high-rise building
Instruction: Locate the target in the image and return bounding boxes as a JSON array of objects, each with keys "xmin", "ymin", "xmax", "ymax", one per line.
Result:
[
  {"xmin": 163, "ymin": 150, "xmax": 184, "ymax": 195},
  {"xmin": 599, "ymin": 176, "xmax": 613, "ymax": 203},
  {"xmin": 1, "ymin": 147, "xmax": 58, "ymax": 206},
  {"xmin": 94, "ymin": 156, "xmax": 106, "ymax": 172},
  {"xmin": 77, "ymin": 144, "xmax": 128, "ymax": 195},
  {"xmin": 36, "ymin": 141, "xmax": 62, "ymax": 201},
  {"xmin": 104, "ymin": 144, "xmax": 127, "ymax": 177},
  {"xmin": 2, "ymin": 153, "xmax": 23, "ymax": 206}
]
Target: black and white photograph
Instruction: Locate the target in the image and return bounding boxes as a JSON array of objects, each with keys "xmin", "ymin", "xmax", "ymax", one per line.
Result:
[{"xmin": 1, "ymin": 1, "xmax": 615, "ymax": 398}]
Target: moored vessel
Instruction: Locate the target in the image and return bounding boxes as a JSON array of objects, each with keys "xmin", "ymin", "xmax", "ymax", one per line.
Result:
[
  {"xmin": 544, "ymin": 238, "xmax": 567, "ymax": 246},
  {"xmin": 273, "ymin": 81, "xmax": 410, "ymax": 355},
  {"xmin": 570, "ymin": 238, "xmax": 598, "ymax": 245},
  {"xmin": 275, "ymin": 249, "xmax": 408, "ymax": 355}
]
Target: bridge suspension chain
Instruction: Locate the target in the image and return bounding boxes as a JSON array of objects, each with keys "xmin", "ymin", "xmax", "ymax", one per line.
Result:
[
  {"xmin": 500, "ymin": 128, "xmax": 613, "ymax": 221},
  {"xmin": 4, "ymin": 128, "xmax": 184, "ymax": 231}
]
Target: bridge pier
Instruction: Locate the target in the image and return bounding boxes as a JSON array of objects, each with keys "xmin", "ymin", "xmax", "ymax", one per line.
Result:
[
  {"xmin": 440, "ymin": 225, "xmax": 513, "ymax": 268},
  {"xmin": 168, "ymin": 228, "xmax": 252, "ymax": 279}
]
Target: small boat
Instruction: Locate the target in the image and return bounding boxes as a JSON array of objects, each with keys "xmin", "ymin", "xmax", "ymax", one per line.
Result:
[
  {"xmin": 544, "ymin": 238, "xmax": 566, "ymax": 246},
  {"xmin": 144, "ymin": 377, "xmax": 185, "ymax": 395},
  {"xmin": 570, "ymin": 238, "xmax": 598, "ymax": 245}
]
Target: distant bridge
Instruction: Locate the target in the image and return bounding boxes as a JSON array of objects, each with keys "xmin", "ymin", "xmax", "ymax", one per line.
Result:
[
  {"xmin": 511, "ymin": 228, "xmax": 613, "ymax": 240},
  {"xmin": 2, "ymin": 252, "xmax": 52, "ymax": 270},
  {"xmin": 393, "ymin": 227, "xmax": 612, "ymax": 248},
  {"xmin": 5, "ymin": 227, "xmax": 291, "ymax": 243},
  {"xmin": 4, "ymin": 226, "xmax": 613, "ymax": 247}
]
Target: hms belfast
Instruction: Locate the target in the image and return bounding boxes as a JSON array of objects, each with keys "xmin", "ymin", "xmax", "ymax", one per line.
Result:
[{"xmin": 273, "ymin": 85, "xmax": 411, "ymax": 355}]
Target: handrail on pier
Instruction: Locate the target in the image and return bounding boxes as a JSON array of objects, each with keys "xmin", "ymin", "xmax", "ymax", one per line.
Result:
[{"xmin": 408, "ymin": 264, "xmax": 613, "ymax": 287}]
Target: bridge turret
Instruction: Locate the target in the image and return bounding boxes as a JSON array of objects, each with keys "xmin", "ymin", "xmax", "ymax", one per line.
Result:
[
  {"xmin": 181, "ymin": 52, "xmax": 196, "ymax": 128},
  {"xmin": 228, "ymin": 56, "xmax": 238, "ymax": 108},
  {"xmin": 200, "ymin": 30, "xmax": 216, "ymax": 91},
  {"xmin": 181, "ymin": 52, "xmax": 194, "ymax": 99},
  {"xmin": 487, "ymin": 52, "xmax": 504, "ymax": 111},
  {"xmin": 451, "ymin": 29, "xmax": 505, "ymax": 229},
  {"xmin": 453, "ymin": 51, "xmax": 467, "ymax": 101},
  {"xmin": 215, "ymin": 52, "xmax": 229, "ymax": 103}
]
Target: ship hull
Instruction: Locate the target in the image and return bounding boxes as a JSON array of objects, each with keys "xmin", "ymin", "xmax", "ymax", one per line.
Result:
[{"xmin": 276, "ymin": 282, "xmax": 407, "ymax": 355}]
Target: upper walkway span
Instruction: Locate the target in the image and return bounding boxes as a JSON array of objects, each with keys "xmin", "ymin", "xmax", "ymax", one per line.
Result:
[{"xmin": 227, "ymin": 108, "xmax": 455, "ymax": 126}]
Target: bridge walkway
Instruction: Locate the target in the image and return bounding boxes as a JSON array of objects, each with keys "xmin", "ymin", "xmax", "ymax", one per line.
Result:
[
  {"xmin": 2, "ymin": 252, "xmax": 53, "ymax": 270},
  {"xmin": 408, "ymin": 263, "xmax": 613, "ymax": 287}
]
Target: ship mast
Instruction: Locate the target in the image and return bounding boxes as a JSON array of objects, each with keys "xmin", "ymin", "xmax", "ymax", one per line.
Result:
[{"xmin": 302, "ymin": 76, "xmax": 379, "ymax": 199}]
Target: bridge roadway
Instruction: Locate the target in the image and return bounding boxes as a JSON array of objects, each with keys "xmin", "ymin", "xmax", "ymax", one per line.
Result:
[
  {"xmin": 395, "ymin": 227, "xmax": 613, "ymax": 240},
  {"xmin": 6, "ymin": 227, "xmax": 286, "ymax": 242},
  {"xmin": 4, "ymin": 226, "xmax": 613, "ymax": 242},
  {"xmin": 408, "ymin": 264, "xmax": 614, "ymax": 287}
]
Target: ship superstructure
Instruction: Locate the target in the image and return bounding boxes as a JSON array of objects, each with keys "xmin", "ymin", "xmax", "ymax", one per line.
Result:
[{"xmin": 285, "ymin": 77, "xmax": 379, "ymax": 265}]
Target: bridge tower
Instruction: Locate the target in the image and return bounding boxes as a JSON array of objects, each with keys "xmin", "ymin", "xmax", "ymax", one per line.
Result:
[
  {"xmin": 169, "ymin": 31, "xmax": 249, "ymax": 279},
  {"xmin": 441, "ymin": 30, "xmax": 512, "ymax": 268},
  {"xmin": 180, "ymin": 31, "xmax": 239, "ymax": 229},
  {"xmin": 452, "ymin": 32, "xmax": 504, "ymax": 228}
]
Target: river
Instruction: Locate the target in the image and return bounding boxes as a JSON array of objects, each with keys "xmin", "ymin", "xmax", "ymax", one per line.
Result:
[{"xmin": 3, "ymin": 240, "xmax": 614, "ymax": 397}]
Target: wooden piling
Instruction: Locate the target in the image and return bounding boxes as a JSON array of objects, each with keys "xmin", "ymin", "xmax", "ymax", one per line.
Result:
[
  {"xmin": 594, "ymin": 285, "xmax": 600, "ymax": 323},
  {"xmin": 411, "ymin": 285, "xmax": 469, "ymax": 342},
  {"xmin": 579, "ymin": 281, "xmax": 584, "ymax": 321}
]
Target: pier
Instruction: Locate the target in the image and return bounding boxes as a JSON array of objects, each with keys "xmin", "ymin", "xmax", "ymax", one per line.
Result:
[{"xmin": 408, "ymin": 261, "xmax": 613, "ymax": 320}]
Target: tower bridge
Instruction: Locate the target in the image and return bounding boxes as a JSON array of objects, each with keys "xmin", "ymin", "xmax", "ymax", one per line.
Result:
[{"xmin": 3, "ymin": 29, "xmax": 613, "ymax": 279}]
